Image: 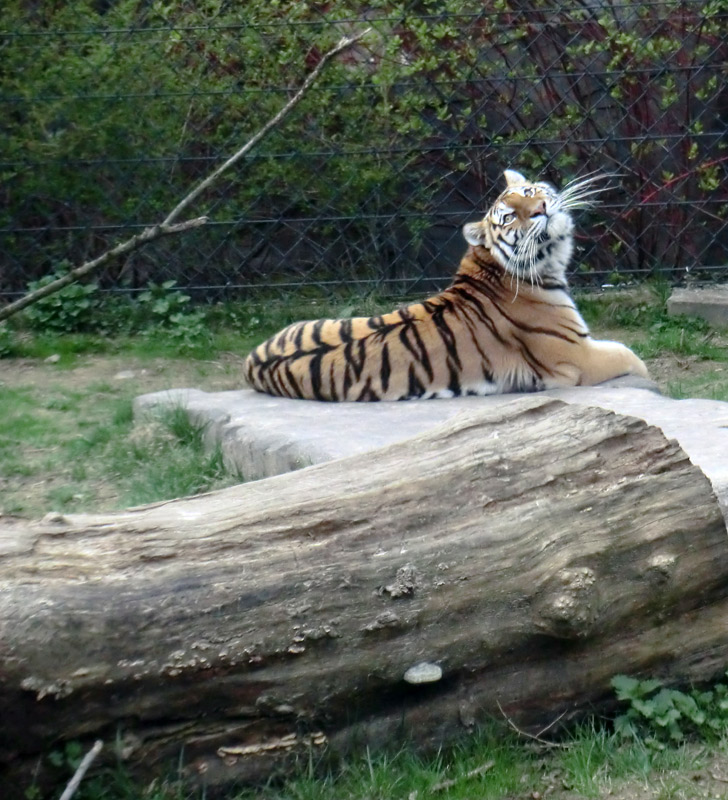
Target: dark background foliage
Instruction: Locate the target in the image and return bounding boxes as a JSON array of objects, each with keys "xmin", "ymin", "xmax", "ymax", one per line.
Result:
[{"xmin": 1, "ymin": 0, "xmax": 727, "ymax": 302}]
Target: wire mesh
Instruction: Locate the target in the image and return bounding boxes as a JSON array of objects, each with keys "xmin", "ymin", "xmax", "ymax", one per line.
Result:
[{"xmin": 1, "ymin": 1, "xmax": 727, "ymax": 303}]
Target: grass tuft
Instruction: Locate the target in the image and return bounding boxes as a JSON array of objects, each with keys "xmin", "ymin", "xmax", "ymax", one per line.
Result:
[
  {"xmin": 34, "ymin": 718, "xmax": 728, "ymax": 800},
  {"xmin": 0, "ymin": 388, "xmax": 241, "ymax": 516},
  {"xmin": 115, "ymin": 406, "xmax": 237, "ymax": 507}
]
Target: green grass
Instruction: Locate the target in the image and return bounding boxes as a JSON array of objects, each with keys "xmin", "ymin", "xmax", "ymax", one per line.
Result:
[
  {"xmin": 666, "ymin": 369, "xmax": 728, "ymax": 401},
  {"xmin": 5, "ymin": 290, "xmax": 398, "ymax": 364},
  {"xmin": 0, "ymin": 385, "xmax": 240, "ymax": 516},
  {"xmin": 115, "ymin": 405, "xmax": 239, "ymax": 506},
  {"xmin": 2, "ymin": 289, "xmax": 727, "ymax": 516},
  {"xmin": 577, "ymin": 288, "xmax": 728, "ymax": 363},
  {"xmin": 577, "ymin": 287, "xmax": 728, "ymax": 402},
  {"xmin": 33, "ymin": 719, "xmax": 727, "ymax": 800}
]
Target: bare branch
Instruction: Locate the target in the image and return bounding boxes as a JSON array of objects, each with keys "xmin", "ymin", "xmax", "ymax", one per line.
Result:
[
  {"xmin": 162, "ymin": 29, "xmax": 372, "ymax": 228},
  {"xmin": 0, "ymin": 29, "xmax": 371, "ymax": 324},
  {"xmin": 0, "ymin": 218, "xmax": 207, "ymax": 322},
  {"xmin": 496, "ymin": 701, "xmax": 569, "ymax": 749}
]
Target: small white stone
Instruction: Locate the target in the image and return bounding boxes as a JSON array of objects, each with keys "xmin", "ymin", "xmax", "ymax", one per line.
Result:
[{"xmin": 404, "ymin": 662, "xmax": 442, "ymax": 684}]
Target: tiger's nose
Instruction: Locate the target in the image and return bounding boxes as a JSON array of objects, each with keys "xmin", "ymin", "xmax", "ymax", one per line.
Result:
[{"xmin": 531, "ymin": 200, "xmax": 547, "ymax": 217}]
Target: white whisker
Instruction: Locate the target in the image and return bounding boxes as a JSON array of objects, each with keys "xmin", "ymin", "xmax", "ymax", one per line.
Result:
[{"xmin": 558, "ymin": 172, "xmax": 618, "ymax": 211}]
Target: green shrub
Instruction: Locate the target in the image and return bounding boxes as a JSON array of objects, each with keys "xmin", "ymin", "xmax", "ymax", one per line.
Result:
[
  {"xmin": 137, "ymin": 280, "xmax": 192, "ymax": 323},
  {"xmin": 138, "ymin": 280, "xmax": 211, "ymax": 352},
  {"xmin": 23, "ymin": 267, "xmax": 99, "ymax": 333},
  {"xmin": 0, "ymin": 323, "xmax": 16, "ymax": 357},
  {"xmin": 3, "ymin": 0, "xmax": 724, "ymax": 293},
  {"xmin": 613, "ymin": 673, "xmax": 728, "ymax": 744}
]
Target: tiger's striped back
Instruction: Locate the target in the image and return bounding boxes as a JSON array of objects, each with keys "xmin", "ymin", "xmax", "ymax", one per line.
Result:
[{"xmin": 244, "ymin": 169, "xmax": 648, "ymax": 401}]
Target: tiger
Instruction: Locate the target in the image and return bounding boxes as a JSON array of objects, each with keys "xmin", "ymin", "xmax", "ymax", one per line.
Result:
[{"xmin": 244, "ymin": 168, "xmax": 648, "ymax": 401}]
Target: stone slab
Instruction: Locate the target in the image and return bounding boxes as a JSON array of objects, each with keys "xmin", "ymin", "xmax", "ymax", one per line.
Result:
[
  {"xmin": 134, "ymin": 379, "xmax": 728, "ymax": 517},
  {"xmin": 667, "ymin": 285, "xmax": 728, "ymax": 327}
]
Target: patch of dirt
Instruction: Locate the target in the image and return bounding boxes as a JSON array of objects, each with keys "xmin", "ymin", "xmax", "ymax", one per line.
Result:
[
  {"xmin": 0, "ymin": 352, "xmax": 247, "ymax": 393},
  {"xmin": 593, "ymin": 745, "xmax": 728, "ymax": 800},
  {"xmin": 645, "ymin": 353, "xmax": 726, "ymax": 389},
  {"xmin": 1, "ymin": 347, "xmax": 724, "ymax": 398}
]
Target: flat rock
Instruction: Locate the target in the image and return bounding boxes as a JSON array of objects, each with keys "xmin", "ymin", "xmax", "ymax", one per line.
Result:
[
  {"xmin": 667, "ymin": 285, "xmax": 728, "ymax": 326},
  {"xmin": 134, "ymin": 378, "xmax": 728, "ymax": 517}
]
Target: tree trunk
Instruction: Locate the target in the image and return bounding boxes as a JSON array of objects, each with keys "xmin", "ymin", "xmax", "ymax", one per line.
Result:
[{"xmin": 1, "ymin": 396, "xmax": 727, "ymax": 796}]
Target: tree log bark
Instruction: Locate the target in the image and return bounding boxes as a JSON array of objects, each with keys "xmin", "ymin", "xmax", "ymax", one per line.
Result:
[{"xmin": 1, "ymin": 396, "xmax": 727, "ymax": 795}]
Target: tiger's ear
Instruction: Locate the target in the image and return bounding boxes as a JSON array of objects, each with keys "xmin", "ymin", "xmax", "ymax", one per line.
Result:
[
  {"xmin": 463, "ymin": 221, "xmax": 486, "ymax": 246},
  {"xmin": 503, "ymin": 169, "xmax": 527, "ymax": 187}
]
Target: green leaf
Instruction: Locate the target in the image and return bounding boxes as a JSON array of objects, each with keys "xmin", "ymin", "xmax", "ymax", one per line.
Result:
[
  {"xmin": 613, "ymin": 675, "xmax": 662, "ymax": 702},
  {"xmin": 633, "ymin": 698, "xmax": 657, "ymax": 719},
  {"xmin": 668, "ymin": 721, "xmax": 685, "ymax": 741},
  {"xmin": 655, "ymin": 708, "xmax": 681, "ymax": 727},
  {"xmin": 673, "ymin": 692, "xmax": 705, "ymax": 725},
  {"xmin": 612, "ymin": 675, "xmax": 641, "ymax": 700},
  {"xmin": 614, "ymin": 714, "xmax": 638, "ymax": 739}
]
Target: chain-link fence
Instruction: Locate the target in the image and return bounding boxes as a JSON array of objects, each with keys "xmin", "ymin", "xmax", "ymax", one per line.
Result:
[{"xmin": 2, "ymin": 1, "xmax": 727, "ymax": 304}]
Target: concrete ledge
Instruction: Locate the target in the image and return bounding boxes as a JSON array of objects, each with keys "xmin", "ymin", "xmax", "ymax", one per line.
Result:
[
  {"xmin": 134, "ymin": 381, "xmax": 728, "ymax": 516},
  {"xmin": 667, "ymin": 285, "xmax": 728, "ymax": 326}
]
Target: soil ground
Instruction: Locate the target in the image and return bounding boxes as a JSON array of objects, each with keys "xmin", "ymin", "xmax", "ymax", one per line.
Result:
[{"xmin": 0, "ymin": 351, "xmax": 246, "ymax": 393}]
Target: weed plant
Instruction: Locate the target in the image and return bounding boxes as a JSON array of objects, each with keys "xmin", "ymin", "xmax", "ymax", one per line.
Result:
[
  {"xmin": 613, "ymin": 673, "xmax": 728, "ymax": 745},
  {"xmin": 17, "ymin": 278, "xmax": 216, "ymax": 356},
  {"xmin": 23, "ymin": 264, "xmax": 100, "ymax": 334},
  {"xmin": 0, "ymin": 322, "xmax": 18, "ymax": 357}
]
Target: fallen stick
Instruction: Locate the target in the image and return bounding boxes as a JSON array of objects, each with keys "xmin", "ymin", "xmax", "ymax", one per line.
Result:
[{"xmin": 58, "ymin": 740, "xmax": 103, "ymax": 800}]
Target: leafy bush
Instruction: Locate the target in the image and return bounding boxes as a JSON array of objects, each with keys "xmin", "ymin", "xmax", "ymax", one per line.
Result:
[
  {"xmin": 2, "ymin": 0, "xmax": 725, "ymax": 295},
  {"xmin": 0, "ymin": 323, "xmax": 16, "ymax": 357},
  {"xmin": 23, "ymin": 267, "xmax": 99, "ymax": 333},
  {"xmin": 612, "ymin": 673, "xmax": 728, "ymax": 744},
  {"xmin": 138, "ymin": 280, "xmax": 192, "ymax": 324},
  {"xmin": 138, "ymin": 280, "xmax": 211, "ymax": 352}
]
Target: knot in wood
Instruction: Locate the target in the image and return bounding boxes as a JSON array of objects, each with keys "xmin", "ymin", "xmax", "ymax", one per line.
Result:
[
  {"xmin": 535, "ymin": 566, "xmax": 600, "ymax": 640},
  {"xmin": 380, "ymin": 564, "xmax": 419, "ymax": 599},
  {"xmin": 646, "ymin": 552, "xmax": 677, "ymax": 583}
]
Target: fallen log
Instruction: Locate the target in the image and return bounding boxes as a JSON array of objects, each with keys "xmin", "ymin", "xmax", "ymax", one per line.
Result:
[{"xmin": 1, "ymin": 396, "xmax": 727, "ymax": 796}]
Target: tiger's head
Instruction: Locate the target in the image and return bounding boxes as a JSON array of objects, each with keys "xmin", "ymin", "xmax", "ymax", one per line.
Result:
[{"xmin": 463, "ymin": 169, "xmax": 598, "ymax": 285}]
